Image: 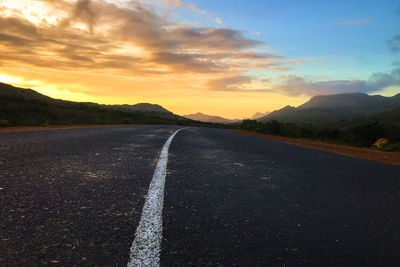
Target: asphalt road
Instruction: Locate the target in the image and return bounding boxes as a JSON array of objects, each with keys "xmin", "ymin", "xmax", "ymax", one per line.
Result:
[{"xmin": 1, "ymin": 126, "xmax": 400, "ymax": 266}]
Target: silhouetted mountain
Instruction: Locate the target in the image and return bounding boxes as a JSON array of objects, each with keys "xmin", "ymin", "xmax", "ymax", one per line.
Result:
[
  {"xmin": 0, "ymin": 82, "xmax": 53, "ymax": 101},
  {"xmin": 259, "ymin": 93, "xmax": 400, "ymax": 126},
  {"xmin": 109, "ymin": 103, "xmax": 172, "ymax": 114},
  {"xmin": 184, "ymin": 112, "xmax": 241, "ymax": 124},
  {"xmin": 0, "ymin": 83, "xmax": 218, "ymax": 127},
  {"xmin": 298, "ymin": 93, "xmax": 400, "ymax": 112},
  {"xmin": 251, "ymin": 111, "xmax": 270, "ymax": 120}
]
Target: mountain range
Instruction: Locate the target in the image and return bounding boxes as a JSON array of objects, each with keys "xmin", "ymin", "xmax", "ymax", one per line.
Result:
[
  {"xmin": 183, "ymin": 111, "xmax": 271, "ymax": 124},
  {"xmin": 257, "ymin": 93, "xmax": 400, "ymax": 127},
  {"xmin": 0, "ymin": 83, "xmax": 215, "ymax": 127},
  {"xmin": 183, "ymin": 112, "xmax": 241, "ymax": 124},
  {"xmin": 1, "ymin": 82, "xmax": 400, "ymax": 129},
  {"xmin": 250, "ymin": 111, "xmax": 270, "ymax": 120},
  {"xmin": 184, "ymin": 93, "xmax": 400, "ymax": 127}
]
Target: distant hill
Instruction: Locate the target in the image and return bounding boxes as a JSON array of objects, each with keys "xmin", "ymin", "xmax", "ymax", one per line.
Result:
[
  {"xmin": 251, "ymin": 111, "xmax": 270, "ymax": 120},
  {"xmin": 108, "ymin": 103, "xmax": 172, "ymax": 114},
  {"xmin": 184, "ymin": 112, "xmax": 241, "ymax": 124},
  {"xmin": 0, "ymin": 82, "xmax": 216, "ymax": 127},
  {"xmin": 0, "ymin": 83, "xmax": 53, "ymax": 101},
  {"xmin": 298, "ymin": 93, "xmax": 400, "ymax": 111},
  {"xmin": 259, "ymin": 93, "xmax": 400, "ymax": 126}
]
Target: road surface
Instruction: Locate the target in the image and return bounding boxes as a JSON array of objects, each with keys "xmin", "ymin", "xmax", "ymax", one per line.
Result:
[{"xmin": 1, "ymin": 126, "xmax": 400, "ymax": 266}]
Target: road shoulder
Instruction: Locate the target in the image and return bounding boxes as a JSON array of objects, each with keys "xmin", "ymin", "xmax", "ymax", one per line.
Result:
[
  {"xmin": 0, "ymin": 124, "xmax": 135, "ymax": 133},
  {"xmin": 231, "ymin": 129, "xmax": 400, "ymax": 166}
]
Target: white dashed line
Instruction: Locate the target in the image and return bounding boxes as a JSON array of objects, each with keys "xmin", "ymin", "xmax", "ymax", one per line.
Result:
[{"xmin": 127, "ymin": 128, "xmax": 185, "ymax": 267}]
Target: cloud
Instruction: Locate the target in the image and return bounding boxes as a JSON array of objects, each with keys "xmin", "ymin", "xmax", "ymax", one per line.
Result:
[
  {"xmin": 388, "ymin": 35, "xmax": 400, "ymax": 53},
  {"xmin": 151, "ymin": 51, "xmax": 222, "ymax": 73},
  {"xmin": 0, "ymin": 17, "xmax": 38, "ymax": 39},
  {"xmin": 2, "ymin": 0, "xmax": 315, "ymax": 101},
  {"xmin": 207, "ymin": 75, "xmax": 252, "ymax": 91},
  {"xmin": 0, "ymin": 0, "xmax": 282, "ymax": 78},
  {"xmin": 167, "ymin": 0, "xmax": 206, "ymax": 14},
  {"xmin": 230, "ymin": 53, "xmax": 281, "ymax": 60},
  {"xmin": 274, "ymin": 23, "xmax": 400, "ymax": 97},
  {"xmin": 72, "ymin": 0, "xmax": 96, "ymax": 33},
  {"xmin": 342, "ymin": 18, "xmax": 372, "ymax": 26},
  {"xmin": 166, "ymin": 27, "xmax": 263, "ymax": 50},
  {"xmin": 3, "ymin": 0, "xmax": 395, "ymax": 98},
  {"xmin": 285, "ymin": 60, "xmax": 304, "ymax": 64},
  {"xmin": 167, "ymin": 0, "xmax": 224, "ymax": 27},
  {"xmin": 276, "ymin": 68, "xmax": 400, "ymax": 96},
  {"xmin": 280, "ymin": 77, "xmax": 367, "ymax": 96},
  {"xmin": 207, "ymin": 75, "xmax": 273, "ymax": 93}
]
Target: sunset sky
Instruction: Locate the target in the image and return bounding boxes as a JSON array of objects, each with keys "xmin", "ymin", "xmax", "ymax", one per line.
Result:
[{"xmin": 0, "ymin": 0, "xmax": 399, "ymax": 119}]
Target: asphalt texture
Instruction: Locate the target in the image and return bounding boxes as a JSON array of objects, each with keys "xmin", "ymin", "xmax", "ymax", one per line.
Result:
[
  {"xmin": 162, "ymin": 127, "xmax": 400, "ymax": 266},
  {"xmin": 1, "ymin": 126, "xmax": 400, "ymax": 266},
  {"xmin": 0, "ymin": 126, "xmax": 179, "ymax": 266}
]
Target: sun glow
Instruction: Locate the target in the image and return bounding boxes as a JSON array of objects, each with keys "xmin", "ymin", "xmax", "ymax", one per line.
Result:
[
  {"xmin": 0, "ymin": 0, "xmax": 67, "ymax": 25},
  {"xmin": 371, "ymin": 86, "xmax": 400, "ymax": 97},
  {"xmin": 0, "ymin": 74, "xmax": 23, "ymax": 84}
]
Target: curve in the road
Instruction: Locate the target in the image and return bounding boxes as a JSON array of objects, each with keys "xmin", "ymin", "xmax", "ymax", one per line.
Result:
[{"xmin": 127, "ymin": 128, "xmax": 185, "ymax": 267}]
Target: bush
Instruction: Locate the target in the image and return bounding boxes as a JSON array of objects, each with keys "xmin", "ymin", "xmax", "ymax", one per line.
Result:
[
  {"xmin": 239, "ymin": 119, "xmax": 398, "ymax": 149},
  {"xmin": 279, "ymin": 123, "xmax": 301, "ymax": 138},
  {"xmin": 342, "ymin": 122, "xmax": 384, "ymax": 147},
  {"xmin": 0, "ymin": 119, "xmax": 10, "ymax": 127}
]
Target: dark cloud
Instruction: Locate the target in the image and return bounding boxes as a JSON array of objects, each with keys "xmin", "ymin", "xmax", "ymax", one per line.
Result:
[
  {"xmin": 0, "ymin": 33, "xmax": 33, "ymax": 47},
  {"xmin": 72, "ymin": 0, "xmax": 96, "ymax": 33},
  {"xmin": 0, "ymin": 17, "xmax": 39, "ymax": 39},
  {"xmin": 151, "ymin": 52, "xmax": 223, "ymax": 73},
  {"xmin": 281, "ymin": 77, "xmax": 367, "ymax": 96},
  {"xmin": 277, "ymin": 68, "xmax": 400, "ymax": 96},
  {"xmin": 168, "ymin": 27, "xmax": 263, "ymax": 50},
  {"xmin": 388, "ymin": 35, "xmax": 400, "ymax": 53},
  {"xmin": 368, "ymin": 69, "xmax": 400, "ymax": 88}
]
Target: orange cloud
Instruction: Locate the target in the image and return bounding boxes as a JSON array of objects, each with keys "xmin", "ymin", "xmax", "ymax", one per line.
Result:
[
  {"xmin": 0, "ymin": 0, "xmax": 286, "ymax": 86},
  {"xmin": 167, "ymin": 0, "xmax": 206, "ymax": 14},
  {"xmin": 0, "ymin": 0, "xmax": 312, "ymax": 118}
]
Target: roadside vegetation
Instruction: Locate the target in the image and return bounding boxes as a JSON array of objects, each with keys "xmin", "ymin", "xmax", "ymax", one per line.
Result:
[{"xmin": 239, "ymin": 119, "xmax": 400, "ymax": 151}]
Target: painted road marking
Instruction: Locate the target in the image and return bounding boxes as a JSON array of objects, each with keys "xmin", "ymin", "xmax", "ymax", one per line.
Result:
[{"xmin": 127, "ymin": 128, "xmax": 185, "ymax": 267}]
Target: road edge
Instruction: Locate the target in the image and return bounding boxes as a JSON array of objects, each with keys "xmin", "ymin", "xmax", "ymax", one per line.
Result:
[
  {"xmin": 230, "ymin": 129, "xmax": 400, "ymax": 166},
  {"xmin": 0, "ymin": 124, "xmax": 140, "ymax": 133}
]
